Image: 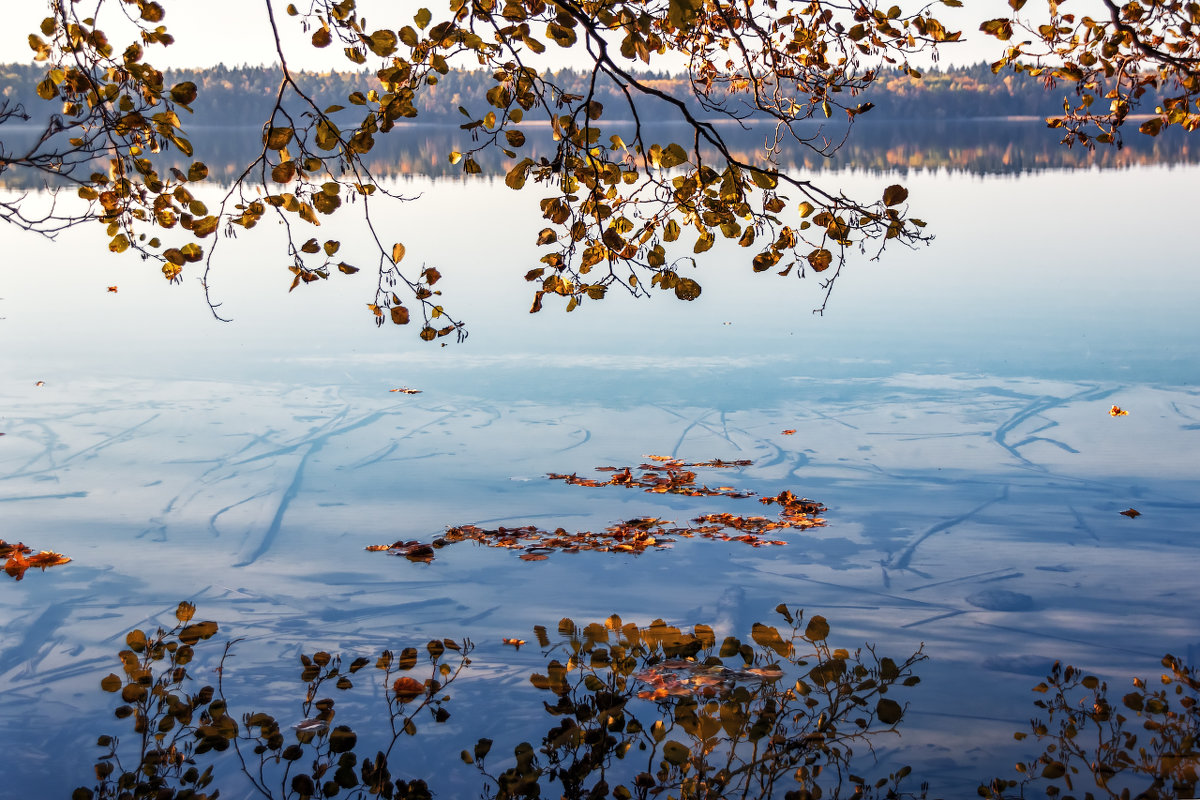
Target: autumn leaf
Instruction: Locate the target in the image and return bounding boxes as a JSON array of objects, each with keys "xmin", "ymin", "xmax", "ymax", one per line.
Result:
[
  {"xmin": 2, "ymin": 539, "xmax": 70, "ymax": 581},
  {"xmin": 107, "ymin": 286, "xmax": 118, "ymax": 293},
  {"xmin": 781, "ymin": 429, "xmax": 796, "ymax": 435},
  {"xmin": 502, "ymin": 638, "xmax": 526, "ymax": 648},
  {"xmin": 389, "ymin": 387, "xmax": 422, "ymax": 394},
  {"xmin": 1119, "ymin": 508, "xmax": 1141, "ymax": 518},
  {"xmin": 1109, "ymin": 405, "xmax": 1129, "ymax": 417},
  {"xmin": 391, "ymin": 676, "xmax": 425, "ymax": 702}
]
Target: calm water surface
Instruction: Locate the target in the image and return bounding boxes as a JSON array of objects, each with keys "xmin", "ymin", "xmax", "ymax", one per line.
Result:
[{"xmin": 0, "ymin": 127, "xmax": 1197, "ymax": 799}]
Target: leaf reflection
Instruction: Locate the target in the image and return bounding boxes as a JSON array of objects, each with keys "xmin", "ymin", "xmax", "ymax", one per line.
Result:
[
  {"xmin": 982, "ymin": 655, "xmax": 1199, "ymax": 800},
  {"xmin": 468, "ymin": 605, "xmax": 926, "ymax": 800},
  {"xmin": 75, "ymin": 604, "xmax": 928, "ymax": 800},
  {"xmin": 74, "ymin": 601, "xmax": 473, "ymax": 800}
]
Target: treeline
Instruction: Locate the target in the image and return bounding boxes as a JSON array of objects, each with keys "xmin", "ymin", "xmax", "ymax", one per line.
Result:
[{"xmin": 0, "ymin": 61, "xmax": 1069, "ymax": 127}]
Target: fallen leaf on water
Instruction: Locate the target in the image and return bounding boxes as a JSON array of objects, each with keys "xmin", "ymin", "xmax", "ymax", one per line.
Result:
[
  {"xmin": 107, "ymin": 286, "xmax": 118, "ymax": 293},
  {"xmin": 35, "ymin": 381, "xmax": 45, "ymax": 387},
  {"xmin": 389, "ymin": 387, "xmax": 422, "ymax": 394},
  {"xmin": 1, "ymin": 540, "xmax": 71, "ymax": 581},
  {"xmin": 502, "ymin": 638, "xmax": 526, "ymax": 648},
  {"xmin": 781, "ymin": 429, "xmax": 796, "ymax": 435},
  {"xmin": 1109, "ymin": 405, "xmax": 1129, "ymax": 417},
  {"xmin": 1120, "ymin": 508, "xmax": 1141, "ymax": 518},
  {"xmin": 368, "ymin": 456, "xmax": 827, "ymax": 565}
]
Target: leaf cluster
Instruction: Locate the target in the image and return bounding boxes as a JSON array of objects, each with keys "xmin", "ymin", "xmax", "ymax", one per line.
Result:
[
  {"xmin": 468, "ymin": 605, "xmax": 927, "ymax": 800},
  {"xmin": 366, "ymin": 455, "xmax": 826, "ymax": 562},
  {"xmin": 9, "ymin": 0, "xmax": 965, "ymax": 338},
  {"xmin": 982, "ymin": 0, "xmax": 1200, "ymax": 146}
]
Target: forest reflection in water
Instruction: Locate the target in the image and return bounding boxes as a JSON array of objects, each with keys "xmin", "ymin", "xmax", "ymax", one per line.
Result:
[
  {"xmin": 72, "ymin": 602, "xmax": 1197, "ymax": 800},
  {"xmin": 1, "ymin": 119, "xmax": 1196, "ymax": 191}
]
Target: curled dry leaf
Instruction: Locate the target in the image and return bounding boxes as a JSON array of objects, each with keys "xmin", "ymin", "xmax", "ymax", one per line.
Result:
[
  {"xmin": 502, "ymin": 638, "xmax": 526, "ymax": 648},
  {"xmin": 1, "ymin": 540, "xmax": 72, "ymax": 581},
  {"xmin": 551, "ymin": 457, "xmax": 755, "ymax": 499},
  {"xmin": 1119, "ymin": 508, "xmax": 1141, "ymax": 518},
  {"xmin": 389, "ymin": 387, "xmax": 422, "ymax": 394},
  {"xmin": 781, "ymin": 429, "xmax": 796, "ymax": 435},
  {"xmin": 107, "ymin": 286, "xmax": 119, "ymax": 293},
  {"xmin": 1109, "ymin": 405, "xmax": 1129, "ymax": 417}
]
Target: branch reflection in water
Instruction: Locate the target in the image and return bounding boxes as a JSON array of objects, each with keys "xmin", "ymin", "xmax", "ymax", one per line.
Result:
[{"xmin": 72, "ymin": 603, "xmax": 927, "ymax": 800}]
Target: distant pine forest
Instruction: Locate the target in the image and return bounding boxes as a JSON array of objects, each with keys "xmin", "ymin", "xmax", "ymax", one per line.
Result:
[{"xmin": 1, "ymin": 61, "xmax": 1074, "ymax": 125}]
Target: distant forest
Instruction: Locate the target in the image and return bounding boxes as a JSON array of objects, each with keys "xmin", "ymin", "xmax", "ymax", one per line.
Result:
[{"xmin": 0, "ymin": 61, "xmax": 1070, "ymax": 126}]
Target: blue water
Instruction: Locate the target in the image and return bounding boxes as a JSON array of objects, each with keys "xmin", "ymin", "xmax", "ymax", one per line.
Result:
[{"xmin": 1, "ymin": 158, "xmax": 1197, "ymax": 799}]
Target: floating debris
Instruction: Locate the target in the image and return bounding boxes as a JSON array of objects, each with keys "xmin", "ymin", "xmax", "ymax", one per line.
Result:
[
  {"xmin": 636, "ymin": 659, "xmax": 785, "ymax": 700},
  {"xmin": 1, "ymin": 540, "xmax": 71, "ymax": 581}
]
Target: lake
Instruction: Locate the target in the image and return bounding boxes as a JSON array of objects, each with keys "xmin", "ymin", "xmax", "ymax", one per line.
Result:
[{"xmin": 1, "ymin": 120, "xmax": 1197, "ymax": 800}]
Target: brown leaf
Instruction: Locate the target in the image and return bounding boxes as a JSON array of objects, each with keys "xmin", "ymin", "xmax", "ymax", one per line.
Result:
[{"xmin": 391, "ymin": 677, "xmax": 425, "ymax": 702}]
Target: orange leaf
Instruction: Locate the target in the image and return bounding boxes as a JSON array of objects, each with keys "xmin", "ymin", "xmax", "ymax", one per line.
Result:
[
  {"xmin": 391, "ymin": 677, "xmax": 425, "ymax": 702},
  {"xmin": 781, "ymin": 429, "xmax": 796, "ymax": 435},
  {"xmin": 1119, "ymin": 508, "xmax": 1141, "ymax": 518},
  {"xmin": 1109, "ymin": 405, "xmax": 1129, "ymax": 417}
]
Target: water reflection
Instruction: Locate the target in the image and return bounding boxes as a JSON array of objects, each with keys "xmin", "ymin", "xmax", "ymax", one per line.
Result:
[
  {"xmin": 2, "ymin": 120, "xmax": 1195, "ymax": 191},
  {"xmin": 982, "ymin": 655, "xmax": 1199, "ymax": 800},
  {"xmin": 468, "ymin": 607, "xmax": 926, "ymax": 800},
  {"xmin": 72, "ymin": 602, "xmax": 1200, "ymax": 800},
  {"xmin": 74, "ymin": 604, "xmax": 926, "ymax": 800}
]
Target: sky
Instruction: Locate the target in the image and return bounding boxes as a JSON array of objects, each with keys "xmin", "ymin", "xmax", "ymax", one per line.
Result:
[{"xmin": 2, "ymin": 0, "xmax": 1038, "ymax": 72}]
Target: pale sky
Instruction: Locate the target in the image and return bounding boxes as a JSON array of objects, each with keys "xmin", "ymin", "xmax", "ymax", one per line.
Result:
[{"xmin": 3, "ymin": 0, "xmax": 1043, "ymax": 72}]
